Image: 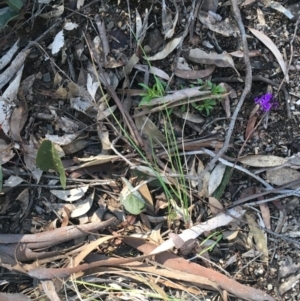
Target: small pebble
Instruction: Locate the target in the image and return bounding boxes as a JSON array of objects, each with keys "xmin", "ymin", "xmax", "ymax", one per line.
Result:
[
  {"xmin": 267, "ymin": 284, "xmax": 273, "ymax": 291},
  {"xmin": 43, "ymin": 72, "xmax": 51, "ymax": 83}
]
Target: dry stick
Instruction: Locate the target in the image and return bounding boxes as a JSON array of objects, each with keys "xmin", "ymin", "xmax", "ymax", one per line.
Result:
[
  {"xmin": 84, "ymin": 33, "xmax": 145, "ymax": 153},
  {"xmin": 205, "ymin": 1, "xmax": 252, "ymax": 174}
]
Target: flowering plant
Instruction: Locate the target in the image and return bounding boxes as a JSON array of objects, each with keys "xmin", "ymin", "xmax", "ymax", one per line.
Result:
[{"xmin": 254, "ymin": 93, "xmax": 277, "ymax": 112}]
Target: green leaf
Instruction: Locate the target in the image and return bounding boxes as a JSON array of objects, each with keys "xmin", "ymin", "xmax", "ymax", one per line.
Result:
[
  {"xmin": 0, "ymin": 6, "xmax": 19, "ymax": 29},
  {"xmin": 120, "ymin": 177, "xmax": 146, "ymax": 215},
  {"xmin": 6, "ymin": 0, "xmax": 23, "ymax": 11},
  {"xmin": 36, "ymin": 140, "xmax": 66, "ymax": 189}
]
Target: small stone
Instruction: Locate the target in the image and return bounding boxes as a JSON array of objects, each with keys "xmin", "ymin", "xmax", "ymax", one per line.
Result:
[
  {"xmin": 267, "ymin": 284, "xmax": 273, "ymax": 291},
  {"xmin": 43, "ymin": 72, "xmax": 51, "ymax": 83}
]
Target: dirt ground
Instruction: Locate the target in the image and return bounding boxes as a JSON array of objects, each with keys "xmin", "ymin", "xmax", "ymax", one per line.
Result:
[{"xmin": 0, "ymin": 0, "xmax": 300, "ymax": 300}]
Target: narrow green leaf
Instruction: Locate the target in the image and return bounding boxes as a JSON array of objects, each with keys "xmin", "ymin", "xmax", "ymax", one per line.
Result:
[
  {"xmin": 0, "ymin": 6, "xmax": 19, "ymax": 29},
  {"xmin": 36, "ymin": 140, "xmax": 66, "ymax": 189},
  {"xmin": 6, "ymin": 0, "xmax": 23, "ymax": 11},
  {"xmin": 120, "ymin": 178, "xmax": 146, "ymax": 215}
]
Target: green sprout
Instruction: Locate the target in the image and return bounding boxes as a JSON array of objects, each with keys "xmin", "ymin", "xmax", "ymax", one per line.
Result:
[
  {"xmin": 186, "ymin": 79, "xmax": 225, "ymax": 116},
  {"xmin": 138, "ymin": 77, "xmax": 166, "ymax": 106}
]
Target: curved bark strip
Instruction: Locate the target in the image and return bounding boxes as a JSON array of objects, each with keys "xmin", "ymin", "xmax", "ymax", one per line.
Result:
[
  {"xmin": 122, "ymin": 237, "xmax": 275, "ymax": 301},
  {"xmin": 0, "ymin": 217, "xmax": 119, "ymax": 262}
]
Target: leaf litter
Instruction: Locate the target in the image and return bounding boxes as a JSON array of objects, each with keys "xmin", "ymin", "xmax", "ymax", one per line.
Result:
[{"xmin": 0, "ymin": 0, "xmax": 299, "ymax": 300}]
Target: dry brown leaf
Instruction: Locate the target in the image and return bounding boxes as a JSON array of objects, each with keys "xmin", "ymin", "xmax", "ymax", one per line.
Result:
[
  {"xmin": 259, "ymin": 202, "xmax": 271, "ymax": 230},
  {"xmin": 245, "ymin": 105, "xmax": 260, "ymax": 139},
  {"xmin": 197, "ymin": 11, "xmax": 239, "ymax": 37},
  {"xmin": 184, "ymin": 48, "xmax": 239, "ymax": 75},
  {"xmin": 9, "ymin": 99, "xmax": 28, "ymax": 142},
  {"xmin": 248, "ymin": 27, "xmax": 289, "ymax": 83},
  {"xmin": 266, "ymin": 167, "xmax": 300, "ymax": 188},
  {"xmin": 138, "ymin": 182, "xmax": 154, "ymax": 214},
  {"xmin": 245, "ymin": 214, "xmax": 269, "ymax": 263},
  {"xmin": 229, "ymin": 49, "xmax": 262, "ymax": 58},
  {"xmin": 174, "ymin": 65, "xmax": 215, "ymax": 79},
  {"xmin": 41, "ymin": 280, "xmax": 61, "ymax": 301},
  {"xmin": 208, "ymin": 197, "xmax": 224, "ymax": 215}
]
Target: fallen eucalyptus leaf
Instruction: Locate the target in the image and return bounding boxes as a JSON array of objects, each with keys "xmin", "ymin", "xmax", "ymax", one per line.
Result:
[
  {"xmin": 36, "ymin": 140, "xmax": 66, "ymax": 189},
  {"xmin": 120, "ymin": 177, "xmax": 146, "ymax": 215},
  {"xmin": 248, "ymin": 27, "xmax": 289, "ymax": 83}
]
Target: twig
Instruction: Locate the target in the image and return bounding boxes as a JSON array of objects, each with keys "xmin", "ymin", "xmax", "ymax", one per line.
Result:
[{"xmin": 205, "ymin": 0, "xmax": 252, "ymax": 173}]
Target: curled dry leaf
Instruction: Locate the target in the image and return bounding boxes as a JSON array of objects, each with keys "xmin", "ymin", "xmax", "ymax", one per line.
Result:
[
  {"xmin": 248, "ymin": 27, "xmax": 289, "ymax": 83},
  {"xmin": 50, "ymin": 185, "xmax": 89, "ymax": 202},
  {"xmin": 146, "ymin": 36, "xmax": 182, "ymax": 61},
  {"xmin": 70, "ymin": 190, "xmax": 94, "ymax": 218}
]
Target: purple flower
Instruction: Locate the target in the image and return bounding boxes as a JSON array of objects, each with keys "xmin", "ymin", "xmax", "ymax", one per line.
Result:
[{"xmin": 254, "ymin": 93, "xmax": 277, "ymax": 112}]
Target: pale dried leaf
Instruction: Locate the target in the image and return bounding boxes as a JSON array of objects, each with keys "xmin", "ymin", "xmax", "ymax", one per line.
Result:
[
  {"xmin": 41, "ymin": 280, "xmax": 61, "ymax": 301},
  {"xmin": 134, "ymin": 113, "xmax": 167, "ymax": 145},
  {"xmin": 259, "ymin": 203, "xmax": 271, "ymax": 230},
  {"xmin": 87, "ymin": 73, "xmax": 99, "ymax": 101},
  {"xmin": 208, "ymin": 197, "xmax": 224, "ymax": 215},
  {"xmin": 64, "ymin": 22, "xmax": 78, "ymax": 30},
  {"xmin": 172, "ymin": 110, "xmax": 205, "ymax": 124},
  {"xmin": 51, "ymin": 30, "xmax": 64, "ymax": 55},
  {"xmin": 9, "ymin": 99, "xmax": 28, "ymax": 142},
  {"xmin": 229, "ymin": 50, "xmax": 262, "ymax": 58},
  {"xmin": 248, "ymin": 27, "xmax": 289, "ymax": 83},
  {"xmin": 0, "ymin": 49, "xmax": 30, "ymax": 89},
  {"xmin": 266, "ymin": 167, "xmax": 300, "ymax": 188},
  {"xmin": 146, "ymin": 36, "xmax": 182, "ymax": 61},
  {"xmin": 239, "ymin": 155, "xmax": 287, "ymax": 167},
  {"xmin": 3, "ymin": 64, "xmax": 24, "ymax": 104},
  {"xmin": 246, "ymin": 214, "xmax": 268, "ymax": 263},
  {"xmin": 50, "ymin": 186, "xmax": 89, "ymax": 202},
  {"xmin": 66, "ymin": 155, "xmax": 118, "ymax": 171},
  {"xmin": 198, "ymin": 11, "xmax": 239, "ymax": 37},
  {"xmin": 184, "ymin": 48, "xmax": 239, "ymax": 75},
  {"xmin": 0, "ymin": 39, "xmax": 19, "ymax": 71},
  {"xmin": 208, "ymin": 163, "xmax": 226, "ymax": 195},
  {"xmin": 4, "ymin": 175, "xmax": 24, "ymax": 187},
  {"xmin": 45, "ymin": 133, "xmax": 79, "ymax": 145},
  {"xmin": 267, "ymin": 1, "xmax": 294, "ymax": 19},
  {"xmin": 174, "ymin": 66, "xmax": 215, "ymax": 80},
  {"xmin": 70, "ymin": 190, "xmax": 94, "ymax": 218},
  {"xmin": 39, "ymin": 5, "xmax": 64, "ymax": 19}
]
